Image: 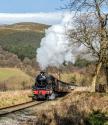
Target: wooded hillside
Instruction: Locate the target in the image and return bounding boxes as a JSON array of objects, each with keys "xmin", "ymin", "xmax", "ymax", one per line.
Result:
[{"xmin": 0, "ymin": 22, "xmax": 49, "ymax": 60}]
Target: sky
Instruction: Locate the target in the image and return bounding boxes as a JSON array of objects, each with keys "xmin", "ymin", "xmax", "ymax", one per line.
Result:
[
  {"xmin": 0, "ymin": 12, "xmax": 64, "ymax": 25},
  {"xmin": 0, "ymin": 0, "xmax": 67, "ymax": 25},
  {"xmin": 0, "ymin": 0, "xmax": 107, "ymax": 25},
  {"xmin": 0, "ymin": 0, "xmax": 64, "ymax": 13}
]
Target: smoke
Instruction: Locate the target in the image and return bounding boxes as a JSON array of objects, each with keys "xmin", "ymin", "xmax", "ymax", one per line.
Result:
[
  {"xmin": 36, "ymin": 13, "xmax": 74, "ymax": 69},
  {"xmin": 36, "ymin": 12, "xmax": 97, "ymax": 69}
]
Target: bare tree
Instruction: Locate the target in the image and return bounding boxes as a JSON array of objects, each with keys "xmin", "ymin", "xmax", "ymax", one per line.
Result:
[{"xmin": 64, "ymin": 0, "xmax": 108, "ymax": 92}]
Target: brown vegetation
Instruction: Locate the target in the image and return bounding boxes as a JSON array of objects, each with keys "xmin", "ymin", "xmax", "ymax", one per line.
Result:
[
  {"xmin": 1, "ymin": 22, "xmax": 49, "ymax": 32},
  {"xmin": 0, "ymin": 46, "xmax": 38, "ymax": 77},
  {"xmin": 66, "ymin": 0, "xmax": 108, "ymax": 91},
  {"xmin": 0, "ymin": 46, "xmax": 22, "ymax": 68},
  {"xmin": 35, "ymin": 92, "xmax": 108, "ymax": 125},
  {"xmin": 0, "ymin": 68, "xmax": 34, "ymax": 91},
  {"xmin": 0, "ymin": 90, "xmax": 31, "ymax": 108}
]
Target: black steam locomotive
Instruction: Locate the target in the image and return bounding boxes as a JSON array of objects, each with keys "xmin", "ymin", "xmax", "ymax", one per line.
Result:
[
  {"xmin": 32, "ymin": 71, "xmax": 57, "ymax": 100},
  {"xmin": 32, "ymin": 71, "xmax": 75, "ymax": 100}
]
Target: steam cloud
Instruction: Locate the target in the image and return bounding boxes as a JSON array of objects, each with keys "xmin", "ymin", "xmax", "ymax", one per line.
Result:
[
  {"xmin": 37, "ymin": 13, "xmax": 74, "ymax": 69},
  {"xmin": 36, "ymin": 13, "xmax": 97, "ymax": 69}
]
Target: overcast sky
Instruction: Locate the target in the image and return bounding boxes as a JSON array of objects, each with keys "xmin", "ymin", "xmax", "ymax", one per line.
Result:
[{"xmin": 0, "ymin": 12, "xmax": 65, "ymax": 25}]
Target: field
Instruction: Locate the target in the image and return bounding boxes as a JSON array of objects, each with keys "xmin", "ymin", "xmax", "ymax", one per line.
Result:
[
  {"xmin": 0, "ymin": 68, "xmax": 34, "ymax": 90},
  {"xmin": 0, "ymin": 90, "xmax": 32, "ymax": 108}
]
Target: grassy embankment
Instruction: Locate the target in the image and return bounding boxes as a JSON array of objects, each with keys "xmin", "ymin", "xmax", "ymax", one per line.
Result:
[
  {"xmin": 34, "ymin": 91, "xmax": 108, "ymax": 125},
  {"xmin": 60, "ymin": 71, "xmax": 106, "ymax": 86},
  {"xmin": 0, "ymin": 90, "xmax": 32, "ymax": 108},
  {"xmin": 0, "ymin": 68, "xmax": 34, "ymax": 90},
  {"xmin": 0, "ymin": 68, "xmax": 34, "ymax": 108}
]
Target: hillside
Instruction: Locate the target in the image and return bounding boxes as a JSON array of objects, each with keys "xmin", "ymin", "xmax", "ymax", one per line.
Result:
[
  {"xmin": 0, "ymin": 22, "xmax": 49, "ymax": 60},
  {"xmin": 0, "ymin": 22, "xmax": 49, "ymax": 32},
  {"xmin": 0, "ymin": 68, "xmax": 33, "ymax": 90},
  {"xmin": 0, "ymin": 46, "xmax": 22, "ymax": 67}
]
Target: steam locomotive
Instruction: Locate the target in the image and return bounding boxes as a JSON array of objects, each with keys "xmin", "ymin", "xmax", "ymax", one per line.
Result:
[
  {"xmin": 32, "ymin": 71, "xmax": 57, "ymax": 100},
  {"xmin": 32, "ymin": 71, "xmax": 75, "ymax": 100}
]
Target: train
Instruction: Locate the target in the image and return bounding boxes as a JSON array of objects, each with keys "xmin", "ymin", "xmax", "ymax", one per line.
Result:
[{"xmin": 32, "ymin": 71, "xmax": 75, "ymax": 100}]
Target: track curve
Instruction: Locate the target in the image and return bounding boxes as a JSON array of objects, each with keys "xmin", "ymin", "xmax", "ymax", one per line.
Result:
[{"xmin": 0, "ymin": 101, "xmax": 44, "ymax": 116}]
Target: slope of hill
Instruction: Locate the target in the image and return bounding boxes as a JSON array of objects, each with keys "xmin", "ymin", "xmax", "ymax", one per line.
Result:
[
  {"xmin": 0, "ymin": 68, "xmax": 33, "ymax": 90},
  {"xmin": 0, "ymin": 46, "xmax": 39, "ymax": 77},
  {"xmin": 1, "ymin": 22, "xmax": 49, "ymax": 32},
  {"xmin": 0, "ymin": 46, "xmax": 22, "ymax": 67},
  {"xmin": 0, "ymin": 22, "xmax": 49, "ymax": 60}
]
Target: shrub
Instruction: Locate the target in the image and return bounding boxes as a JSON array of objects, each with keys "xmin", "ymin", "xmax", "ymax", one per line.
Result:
[{"xmin": 85, "ymin": 110, "xmax": 108, "ymax": 125}]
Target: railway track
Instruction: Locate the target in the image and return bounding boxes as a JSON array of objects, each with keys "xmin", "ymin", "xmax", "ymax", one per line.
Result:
[{"xmin": 0, "ymin": 101, "xmax": 44, "ymax": 116}]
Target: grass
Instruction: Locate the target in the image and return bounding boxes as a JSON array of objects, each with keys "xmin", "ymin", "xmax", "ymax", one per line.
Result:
[
  {"xmin": 60, "ymin": 72, "xmax": 91, "ymax": 86},
  {"xmin": 0, "ymin": 68, "xmax": 34, "ymax": 90},
  {"xmin": 0, "ymin": 68, "xmax": 31, "ymax": 81},
  {"xmin": 33, "ymin": 92, "xmax": 108, "ymax": 125},
  {"xmin": 0, "ymin": 90, "xmax": 32, "ymax": 108},
  {"xmin": 86, "ymin": 110, "xmax": 108, "ymax": 125},
  {"xmin": 59, "ymin": 70, "xmax": 106, "ymax": 86}
]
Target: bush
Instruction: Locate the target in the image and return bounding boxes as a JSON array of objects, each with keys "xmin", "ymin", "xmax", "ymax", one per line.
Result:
[
  {"xmin": 86, "ymin": 110, "xmax": 108, "ymax": 125},
  {"xmin": 75, "ymin": 57, "xmax": 91, "ymax": 68}
]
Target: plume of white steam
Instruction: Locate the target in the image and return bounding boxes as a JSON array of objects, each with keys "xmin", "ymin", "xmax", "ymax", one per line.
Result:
[
  {"xmin": 36, "ymin": 13, "xmax": 98, "ymax": 69},
  {"xmin": 37, "ymin": 13, "xmax": 74, "ymax": 69}
]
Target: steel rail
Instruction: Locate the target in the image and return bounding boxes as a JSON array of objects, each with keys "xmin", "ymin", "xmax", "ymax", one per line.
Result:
[{"xmin": 0, "ymin": 101, "xmax": 44, "ymax": 116}]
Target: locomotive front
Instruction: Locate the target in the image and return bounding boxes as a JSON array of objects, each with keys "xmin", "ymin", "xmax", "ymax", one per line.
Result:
[{"xmin": 32, "ymin": 72, "xmax": 55, "ymax": 100}]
